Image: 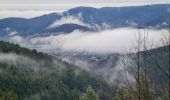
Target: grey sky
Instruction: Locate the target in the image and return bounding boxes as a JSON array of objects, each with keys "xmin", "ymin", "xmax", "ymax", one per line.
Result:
[
  {"xmin": 0, "ymin": 0, "xmax": 147, "ymax": 3},
  {"xmin": 0, "ymin": 0, "xmax": 170, "ymax": 4},
  {"xmin": 0, "ymin": 0, "xmax": 170, "ymax": 10},
  {"xmin": 0, "ymin": 0, "xmax": 110, "ymax": 4}
]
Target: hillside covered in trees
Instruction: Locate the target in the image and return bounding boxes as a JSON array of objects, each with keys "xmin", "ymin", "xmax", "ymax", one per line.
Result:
[{"xmin": 0, "ymin": 41, "xmax": 116, "ymax": 100}]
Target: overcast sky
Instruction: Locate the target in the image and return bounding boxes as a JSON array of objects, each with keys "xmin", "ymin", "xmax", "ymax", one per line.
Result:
[
  {"xmin": 1, "ymin": 0, "xmax": 170, "ymax": 7},
  {"xmin": 0, "ymin": 0, "xmax": 170, "ymax": 3},
  {"xmin": 0, "ymin": 0, "xmax": 170, "ymax": 11},
  {"xmin": 0, "ymin": 0, "xmax": 169, "ymax": 19}
]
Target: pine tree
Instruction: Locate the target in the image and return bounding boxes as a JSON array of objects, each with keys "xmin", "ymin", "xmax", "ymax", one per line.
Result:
[
  {"xmin": 80, "ymin": 85, "xmax": 100, "ymax": 100},
  {"xmin": 113, "ymin": 86, "xmax": 136, "ymax": 100},
  {"xmin": 0, "ymin": 89, "xmax": 18, "ymax": 100}
]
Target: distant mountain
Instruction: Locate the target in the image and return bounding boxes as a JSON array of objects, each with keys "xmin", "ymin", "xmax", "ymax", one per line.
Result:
[
  {"xmin": 46, "ymin": 23, "xmax": 94, "ymax": 34},
  {"xmin": 0, "ymin": 4, "xmax": 169, "ymax": 37},
  {"xmin": 0, "ymin": 13, "xmax": 61, "ymax": 37},
  {"xmin": 67, "ymin": 4, "xmax": 170, "ymax": 29}
]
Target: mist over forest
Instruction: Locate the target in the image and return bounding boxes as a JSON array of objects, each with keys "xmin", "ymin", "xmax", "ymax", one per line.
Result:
[{"xmin": 0, "ymin": 2, "xmax": 170, "ymax": 100}]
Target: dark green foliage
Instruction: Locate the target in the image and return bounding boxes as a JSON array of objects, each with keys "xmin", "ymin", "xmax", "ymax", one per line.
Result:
[
  {"xmin": 113, "ymin": 86, "xmax": 136, "ymax": 100},
  {"xmin": 0, "ymin": 41, "xmax": 115, "ymax": 100},
  {"xmin": 0, "ymin": 89, "xmax": 18, "ymax": 100},
  {"xmin": 80, "ymin": 85, "xmax": 100, "ymax": 100}
]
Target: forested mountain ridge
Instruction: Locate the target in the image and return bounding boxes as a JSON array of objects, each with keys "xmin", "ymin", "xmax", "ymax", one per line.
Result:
[
  {"xmin": 0, "ymin": 4, "xmax": 169, "ymax": 37},
  {"xmin": 0, "ymin": 41, "xmax": 115, "ymax": 100}
]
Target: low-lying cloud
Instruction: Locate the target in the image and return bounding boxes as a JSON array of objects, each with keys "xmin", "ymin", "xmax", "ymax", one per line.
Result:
[
  {"xmin": 0, "ymin": 52, "xmax": 65, "ymax": 73},
  {"xmin": 0, "ymin": 53, "xmax": 41, "ymax": 71},
  {"xmin": 27, "ymin": 28, "xmax": 166, "ymax": 53},
  {"xmin": 48, "ymin": 13, "xmax": 90, "ymax": 28},
  {"xmin": 4, "ymin": 28, "xmax": 168, "ymax": 54},
  {"xmin": 61, "ymin": 53, "xmax": 135, "ymax": 84}
]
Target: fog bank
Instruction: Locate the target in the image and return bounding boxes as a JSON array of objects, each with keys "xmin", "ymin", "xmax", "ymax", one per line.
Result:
[{"xmin": 28, "ymin": 28, "xmax": 167, "ymax": 53}]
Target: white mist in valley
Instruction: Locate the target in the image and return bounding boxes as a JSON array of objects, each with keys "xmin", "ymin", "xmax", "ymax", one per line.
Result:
[
  {"xmin": 0, "ymin": 52, "xmax": 68, "ymax": 74},
  {"xmin": 27, "ymin": 28, "xmax": 167, "ymax": 53},
  {"xmin": 0, "ymin": 53, "xmax": 45, "ymax": 72}
]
